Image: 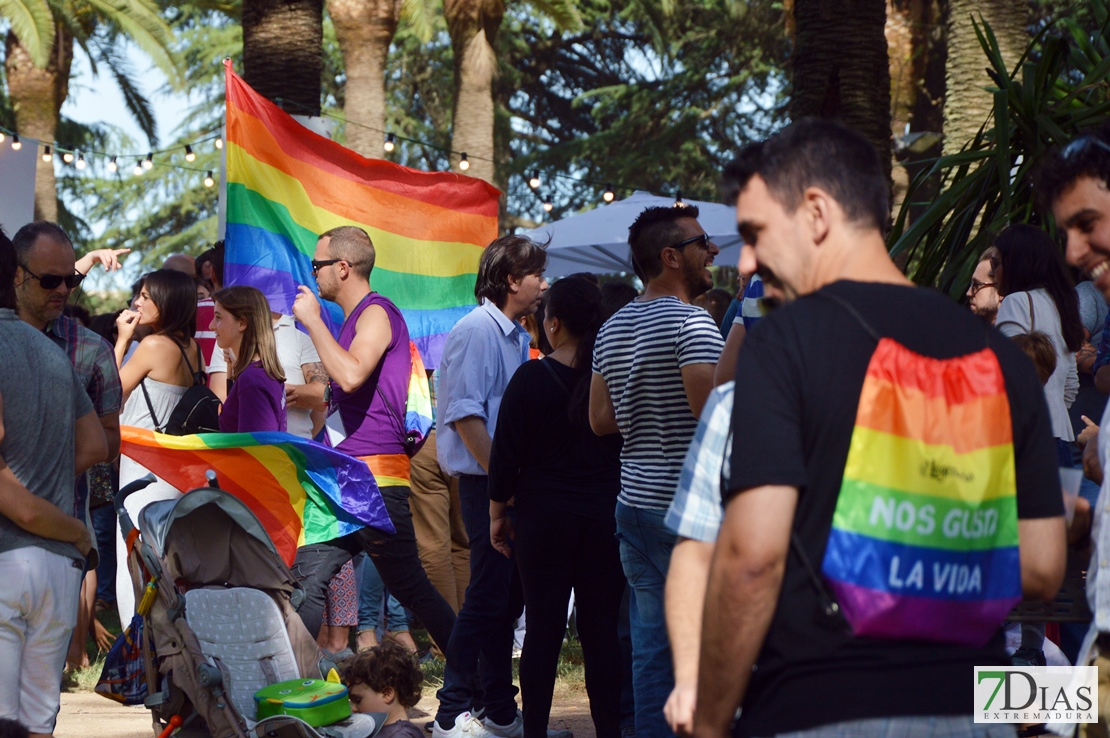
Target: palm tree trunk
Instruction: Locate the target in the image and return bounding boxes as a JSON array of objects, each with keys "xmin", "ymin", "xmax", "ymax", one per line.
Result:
[
  {"xmin": 331, "ymin": 0, "xmax": 400, "ymax": 155},
  {"xmin": 943, "ymin": 0, "xmax": 1027, "ymax": 155},
  {"xmin": 445, "ymin": 0, "xmax": 504, "ymax": 184},
  {"xmin": 242, "ymin": 0, "xmax": 324, "ymax": 114},
  {"xmin": 789, "ymin": 0, "xmax": 893, "ymax": 190},
  {"xmin": 5, "ymin": 26, "xmax": 73, "ymax": 222}
]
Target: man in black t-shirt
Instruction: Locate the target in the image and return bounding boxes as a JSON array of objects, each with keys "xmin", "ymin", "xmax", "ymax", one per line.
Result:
[{"xmin": 692, "ymin": 120, "xmax": 1067, "ymax": 738}]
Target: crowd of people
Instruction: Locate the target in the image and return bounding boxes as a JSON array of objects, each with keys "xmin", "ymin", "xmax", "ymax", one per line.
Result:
[{"xmin": 6, "ymin": 116, "xmax": 1110, "ymax": 738}]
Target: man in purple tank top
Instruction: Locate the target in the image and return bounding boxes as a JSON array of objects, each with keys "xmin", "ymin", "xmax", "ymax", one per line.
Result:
[{"xmin": 290, "ymin": 225, "xmax": 456, "ymax": 653}]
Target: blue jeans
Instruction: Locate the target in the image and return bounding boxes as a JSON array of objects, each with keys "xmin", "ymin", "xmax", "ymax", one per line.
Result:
[
  {"xmin": 91, "ymin": 503, "xmax": 117, "ymax": 604},
  {"xmin": 356, "ymin": 553, "xmax": 409, "ymax": 632},
  {"xmin": 435, "ymin": 474, "xmax": 523, "ymax": 728},
  {"xmin": 615, "ymin": 502, "xmax": 676, "ymax": 738}
]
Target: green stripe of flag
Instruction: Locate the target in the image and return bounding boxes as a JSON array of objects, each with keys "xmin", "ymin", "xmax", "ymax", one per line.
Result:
[
  {"xmin": 227, "ymin": 183, "xmax": 478, "ymax": 311},
  {"xmin": 832, "ymin": 477, "xmax": 1019, "ymax": 551}
]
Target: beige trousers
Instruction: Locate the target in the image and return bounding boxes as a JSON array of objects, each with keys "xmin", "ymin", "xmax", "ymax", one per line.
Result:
[{"xmin": 408, "ymin": 429, "xmax": 470, "ymax": 613}]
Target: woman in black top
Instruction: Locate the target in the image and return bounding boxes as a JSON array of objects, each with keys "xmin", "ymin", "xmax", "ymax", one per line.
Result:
[{"xmin": 489, "ymin": 277, "xmax": 624, "ymax": 738}]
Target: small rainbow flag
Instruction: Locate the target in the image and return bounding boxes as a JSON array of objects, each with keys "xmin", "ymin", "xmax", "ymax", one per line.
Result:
[
  {"xmin": 120, "ymin": 426, "xmax": 395, "ymax": 565},
  {"xmin": 223, "ymin": 60, "xmax": 500, "ymax": 367},
  {"xmin": 820, "ymin": 339, "xmax": 1022, "ymax": 648}
]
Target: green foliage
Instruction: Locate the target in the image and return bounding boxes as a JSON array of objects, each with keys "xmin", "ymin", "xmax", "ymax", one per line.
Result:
[
  {"xmin": 497, "ymin": 0, "xmax": 789, "ymax": 223},
  {"xmin": 889, "ymin": 1, "xmax": 1110, "ymax": 298},
  {"xmin": 59, "ymin": 4, "xmax": 234, "ymax": 264}
]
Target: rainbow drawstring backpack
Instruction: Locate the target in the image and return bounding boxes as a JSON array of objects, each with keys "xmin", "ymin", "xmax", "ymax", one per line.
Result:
[{"xmin": 817, "ymin": 294, "xmax": 1022, "ymax": 648}]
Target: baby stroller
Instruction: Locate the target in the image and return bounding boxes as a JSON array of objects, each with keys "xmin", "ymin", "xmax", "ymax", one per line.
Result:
[{"xmin": 115, "ymin": 473, "xmax": 383, "ymax": 738}]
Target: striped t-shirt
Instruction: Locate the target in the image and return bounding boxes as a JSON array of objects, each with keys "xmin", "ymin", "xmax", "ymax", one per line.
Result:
[{"xmin": 593, "ymin": 297, "xmax": 725, "ymax": 510}]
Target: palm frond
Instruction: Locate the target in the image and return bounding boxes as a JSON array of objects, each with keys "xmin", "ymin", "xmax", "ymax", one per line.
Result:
[
  {"xmin": 93, "ymin": 36, "xmax": 158, "ymax": 145},
  {"xmin": 81, "ymin": 0, "xmax": 179, "ymax": 85},
  {"xmin": 400, "ymin": 0, "xmax": 435, "ymax": 43},
  {"xmin": 0, "ymin": 0, "xmax": 56, "ymax": 67},
  {"xmin": 525, "ymin": 0, "xmax": 583, "ymax": 32}
]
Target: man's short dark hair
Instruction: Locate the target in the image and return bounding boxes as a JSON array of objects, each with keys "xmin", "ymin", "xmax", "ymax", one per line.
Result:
[
  {"xmin": 320, "ymin": 226, "xmax": 375, "ymax": 279},
  {"xmin": 1035, "ymin": 122, "xmax": 1110, "ymax": 211},
  {"xmin": 11, "ymin": 221, "xmax": 72, "ymax": 264},
  {"xmin": 737, "ymin": 119, "xmax": 889, "ymax": 232},
  {"xmin": 0, "ymin": 227, "xmax": 16, "ymax": 310},
  {"xmin": 722, "ymin": 142, "xmax": 765, "ymax": 206},
  {"xmin": 627, "ymin": 204, "xmax": 702, "ymax": 281},
  {"xmin": 475, "ymin": 235, "xmax": 548, "ymax": 308},
  {"xmin": 211, "ymin": 240, "xmax": 225, "ymax": 286}
]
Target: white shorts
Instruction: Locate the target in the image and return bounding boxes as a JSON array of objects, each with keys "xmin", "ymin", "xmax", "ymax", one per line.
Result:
[{"xmin": 0, "ymin": 546, "xmax": 83, "ymax": 734}]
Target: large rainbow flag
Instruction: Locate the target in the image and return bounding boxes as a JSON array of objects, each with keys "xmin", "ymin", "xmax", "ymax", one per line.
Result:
[
  {"xmin": 120, "ymin": 427, "xmax": 395, "ymax": 565},
  {"xmin": 223, "ymin": 60, "xmax": 500, "ymax": 367}
]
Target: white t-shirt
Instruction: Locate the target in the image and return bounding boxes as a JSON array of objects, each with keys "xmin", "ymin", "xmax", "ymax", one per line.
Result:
[
  {"xmin": 592, "ymin": 296, "xmax": 725, "ymax": 510},
  {"xmin": 210, "ymin": 314, "xmax": 321, "ymax": 439},
  {"xmin": 996, "ymin": 288, "xmax": 1079, "ymax": 441}
]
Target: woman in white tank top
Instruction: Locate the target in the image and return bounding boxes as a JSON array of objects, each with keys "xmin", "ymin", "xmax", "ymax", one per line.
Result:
[{"xmin": 112, "ymin": 269, "xmax": 205, "ymax": 623}]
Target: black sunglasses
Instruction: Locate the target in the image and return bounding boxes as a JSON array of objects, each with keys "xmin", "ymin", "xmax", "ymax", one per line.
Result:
[
  {"xmin": 668, "ymin": 233, "xmax": 711, "ymax": 251},
  {"xmin": 20, "ymin": 265, "xmax": 85, "ymax": 290},
  {"xmin": 1062, "ymin": 135, "xmax": 1110, "ymax": 160},
  {"xmin": 311, "ymin": 259, "xmax": 343, "ymax": 275}
]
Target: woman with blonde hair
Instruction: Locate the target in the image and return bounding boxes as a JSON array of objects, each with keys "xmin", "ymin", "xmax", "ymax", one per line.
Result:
[{"xmin": 211, "ymin": 286, "xmax": 287, "ymax": 433}]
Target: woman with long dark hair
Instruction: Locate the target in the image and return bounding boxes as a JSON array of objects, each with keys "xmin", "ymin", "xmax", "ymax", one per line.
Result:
[
  {"xmin": 995, "ymin": 224, "xmax": 1083, "ymax": 460},
  {"xmin": 487, "ymin": 277, "xmax": 624, "ymax": 738},
  {"xmin": 113, "ymin": 268, "xmax": 205, "ymax": 622}
]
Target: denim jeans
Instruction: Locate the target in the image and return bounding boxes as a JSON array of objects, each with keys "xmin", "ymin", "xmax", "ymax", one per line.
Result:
[
  {"xmin": 770, "ymin": 716, "xmax": 1015, "ymax": 738},
  {"xmin": 91, "ymin": 503, "xmax": 117, "ymax": 604},
  {"xmin": 435, "ymin": 474, "xmax": 523, "ymax": 728},
  {"xmin": 355, "ymin": 552, "xmax": 409, "ymax": 633},
  {"xmin": 290, "ymin": 484, "xmax": 455, "ymax": 650},
  {"xmin": 615, "ymin": 501, "xmax": 676, "ymax": 738}
]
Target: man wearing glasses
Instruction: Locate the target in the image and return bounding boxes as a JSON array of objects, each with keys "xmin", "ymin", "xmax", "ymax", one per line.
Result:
[
  {"xmin": 590, "ymin": 206, "xmax": 724, "ymax": 738},
  {"xmin": 290, "ymin": 225, "xmax": 457, "ymax": 658},
  {"xmin": 966, "ymin": 246, "xmax": 1000, "ymax": 325}
]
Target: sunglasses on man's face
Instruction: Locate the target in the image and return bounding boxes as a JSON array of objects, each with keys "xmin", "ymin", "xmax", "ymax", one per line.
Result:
[
  {"xmin": 311, "ymin": 259, "xmax": 344, "ymax": 275},
  {"xmin": 1062, "ymin": 135, "xmax": 1110, "ymax": 161},
  {"xmin": 668, "ymin": 233, "xmax": 712, "ymax": 251},
  {"xmin": 20, "ymin": 265, "xmax": 85, "ymax": 290}
]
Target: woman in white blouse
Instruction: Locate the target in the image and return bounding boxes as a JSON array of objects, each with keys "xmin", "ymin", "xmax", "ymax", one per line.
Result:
[{"xmin": 994, "ymin": 224, "xmax": 1085, "ymax": 465}]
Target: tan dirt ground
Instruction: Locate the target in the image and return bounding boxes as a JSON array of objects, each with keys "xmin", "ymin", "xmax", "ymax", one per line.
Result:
[{"xmin": 56, "ymin": 684, "xmax": 598, "ymax": 738}]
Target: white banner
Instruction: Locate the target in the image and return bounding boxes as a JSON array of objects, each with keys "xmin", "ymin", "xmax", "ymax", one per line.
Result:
[{"xmin": 974, "ymin": 666, "xmax": 1097, "ymax": 723}]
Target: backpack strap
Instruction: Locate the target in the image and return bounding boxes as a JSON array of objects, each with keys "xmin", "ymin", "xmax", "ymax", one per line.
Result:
[
  {"xmin": 1026, "ymin": 292, "xmax": 1037, "ymax": 333},
  {"xmin": 539, "ymin": 357, "xmax": 571, "ymax": 396},
  {"xmin": 139, "ymin": 380, "xmax": 165, "ymax": 433},
  {"xmin": 815, "ymin": 291, "xmax": 881, "ymax": 342},
  {"xmin": 169, "ymin": 337, "xmax": 205, "ymax": 385}
]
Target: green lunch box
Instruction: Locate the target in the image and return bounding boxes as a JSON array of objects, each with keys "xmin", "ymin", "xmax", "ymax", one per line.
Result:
[{"xmin": 254, "ymin": 679, "xmax": 352, "ymax": 726}]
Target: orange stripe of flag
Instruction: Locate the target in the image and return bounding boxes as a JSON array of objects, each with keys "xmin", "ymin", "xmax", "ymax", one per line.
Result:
[
  {"xmin": 855, "ymin": 375, "xmax": 1013, "ymax": 453},
  {"xmin": 227, "ymin": 106, "xmax": 498, "ymax": 247}
]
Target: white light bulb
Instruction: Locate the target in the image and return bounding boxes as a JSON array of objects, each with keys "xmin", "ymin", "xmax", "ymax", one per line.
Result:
[
  {"xmin": 63, "ymin": 151, "xmax": 74, "ymax": 163},
  {"xmin": 107, "ymin": 156, "xmax": 118, "ymax": 172},
  {"xmin": 459, "ymin": 153, "xmax": 470, "ymax": 171},
  {"xmin": 75, "ymin": 154, "xmax": 86, "ymax": 170},
  {"xmin": 204, "ymin": 171, "xmax": 215, "ymax": 188},
  {"xmin": 215, "ymin": 137, "xmax": 224, "ymax": 150}
]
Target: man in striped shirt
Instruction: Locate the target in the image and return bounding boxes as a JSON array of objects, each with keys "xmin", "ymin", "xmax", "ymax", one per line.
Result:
[{"xmin": 590, "ymin": 205, "xmax": 724, "ymax": 738}]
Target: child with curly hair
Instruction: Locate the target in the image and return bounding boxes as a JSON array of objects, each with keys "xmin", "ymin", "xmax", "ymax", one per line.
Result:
[{"xmin": 340, "ymin": 640, "xmax": 424, "ymax": 738}]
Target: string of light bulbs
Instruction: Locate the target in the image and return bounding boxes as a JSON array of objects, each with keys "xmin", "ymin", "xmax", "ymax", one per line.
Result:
[
  {"xmin": 0, "ymin": 124, "xmax": 224, "ymax": 187},
  {"xmin": 0, "ymin": 102, "xmax": 691, "ymax": 208}
]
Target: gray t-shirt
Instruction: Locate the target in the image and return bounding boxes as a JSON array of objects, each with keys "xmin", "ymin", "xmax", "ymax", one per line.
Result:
[{"xmin": 0, "ymin": 308, "xmax": 93, "ymax": 563}]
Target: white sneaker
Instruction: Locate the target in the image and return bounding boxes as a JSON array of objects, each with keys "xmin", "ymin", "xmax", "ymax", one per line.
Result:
[
  {"xmin": 433, "ymin": 712, "xmax": 499, "ymax": 738},
  {"xmin": 482, "ymin": 712, "xmax": 523, "ymax": 738}
]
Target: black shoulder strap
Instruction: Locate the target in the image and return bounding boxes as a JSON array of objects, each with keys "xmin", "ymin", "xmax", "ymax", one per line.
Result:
[
  {"xmin": 170, "ymin": 337, "xmax": 205, "ymax": 385},
  {"xmin": 375, "ymin": 384, "xmax": 406, "ymax": 434},
  {"xmin": 539, "ymin": 358, "xmax": 571, "ymax": 396},
  {"xmin": 140, "ymin": 379, "xmax": 164, "ymax": 433},
  {"xmin": 815, "ymin": 291, "xmax": 882, "ymax": 342}
]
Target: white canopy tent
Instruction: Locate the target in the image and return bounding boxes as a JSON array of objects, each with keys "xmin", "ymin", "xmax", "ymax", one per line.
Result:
[{"xmin": 521, "ymin": 191, "xmax": 742, "ymax": 278}]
